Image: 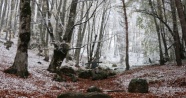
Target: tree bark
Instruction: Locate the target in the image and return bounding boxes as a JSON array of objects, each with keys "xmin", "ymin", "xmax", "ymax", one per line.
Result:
[
  {"xmin": 170, "ymin": 0, "xmax": 182, "ymax": 66},
  {"xmin": 122, "ymin": 0, "xmax": 130, "ymax": 70},
  {"xmin": 174, "ymin": 0, "xmax": 186, "ymax": 46},
  {"xmin": 149, "ymin": 0, "xmax": 164, "ymax": 65},
  {"xmin": 157, "ymin": 0, "xmax": 169, "ymax": 61},
  {"xmin": 95, "ymin": 2, "xmax": 107, "ymax": 60},
  {"xmin": 4, "ymin": 0, "xmax": 31, "ymax": 78},
  {"xmin": 47, "ymin": 0, "xmax": 78, "ymax": 72},
  {"xmin": 0, "ymin": 0, "xmax": 7, "ymax": 31},
  {"xmin": 55, "ymin": 0, "xmax": 63, "ymax": 41},
  {"xmin": 75, "ymin": 2, "xmax": 85, "ymax": 66}
]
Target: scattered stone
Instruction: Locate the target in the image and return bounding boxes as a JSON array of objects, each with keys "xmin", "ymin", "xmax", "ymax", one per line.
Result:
[
  {"xmin": 128, "ymin": 78, "xmax": 148, "ymax": 93},
  {"xmin": 57, "ymin": 92, "xmax": 111, "ymax": 98},
  {"xmin": 87, "ymin": 86, "xmax": 102, "ymax": 92},
  {"xmin": 53, "ymin": 66, "xmax": 77, "ymax": 82},
  {"xmin": 53, "ymin": 74, "xmax": 66, "ymax": 82}
]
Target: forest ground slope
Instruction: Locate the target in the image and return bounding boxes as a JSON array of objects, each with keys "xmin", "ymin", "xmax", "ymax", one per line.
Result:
[
  {"xmin": 1, "ymin": 61, "xmax": 186, "ymax": 97},
  {"xmin": 0, "ymin": 44, "xmax": 186, "ymax": 98}
]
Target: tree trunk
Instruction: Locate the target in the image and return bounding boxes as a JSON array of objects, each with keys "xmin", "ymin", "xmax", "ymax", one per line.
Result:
[
  {"xmin": 47, "ymin": 0, "xmax": 78, "ymax": 72},
  {"xmin": 170, "ymin": 0, "xmax": 182, "ymax": 66},
  {"xmin": 149, "ymin": 0, "xmax": 164, "ymax": 65},
  {"xmin": 13, "ymin": 0, "xmax": 20, "ymax": 36},
  {"xmin": 174, "ymin": 0, "xmax": 186, "ymax": 46},
  {"xmin": 55, "ymin": 0, "xmax": 63, "ymax": 41},
  {"xmin": 43, "ymin": 0, "xmax": 54, "ymax": 62},
  {"xmin": 75, "ymin": 2, "xmax": 85, "ymax": 66},
  {"xmin": 122, "ymin": 0, "xmax": 130, "ymax": 70},
  {"xmin": 4, "ymin": 0, "xmax": 31, "ymax": 78},
  {"xmin": 0, "ymin": 0, "xmax": 7, "ymax": 31},
  {"xmin": 95, "ymin": 2, "xmax": 107, "ymax": 60},
  {"xmin": 60, "ymin": 0, "xmax": 67, "ymax": 41},
  {"xmin": 158, "ymin": 0, "xmax": 169, "ymax": 61}
]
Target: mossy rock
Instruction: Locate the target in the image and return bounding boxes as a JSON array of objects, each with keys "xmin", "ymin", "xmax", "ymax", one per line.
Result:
[
  {"xmin": 59, "ymin": 66, "xmax": 76, "ymax": 75},
  {"xmin": 128, "ymin": 78, "xmax": 148, "ymax": 93},
  {"xmin": 57, "ymin": 92, "xmax": 111, "ymax": 98},
  {"xmin": 112, "ymin": 64, "xmax": 117, "ymax": 67},
  {"xmin": 52, "ymin": 74, "xmax": 66, "ymax": 82},
  {"xmin": 70, "ymin": 74, "xmax": 78, "ymax": 82},
  {"xmin": 92, "ymin": 71, "xmax": 108, "ymax": 80},
  {"xmin": 53, "ymin": 74, "xmax": 78, "ymax": 82},
  {"xmin": 87, "ymin": 86, "xmax": 102, "ymax": 92},
  {"xmin": 108, "ymin": 72, "xmax": 116, "ymax": 76},
  {"xmin": 78, "ymin": 70, "xmax": 92, "ymax": 79}
]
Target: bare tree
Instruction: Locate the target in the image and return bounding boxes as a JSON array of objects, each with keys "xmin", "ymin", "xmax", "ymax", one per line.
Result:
[
  {"xmin": 122, "ymin": 0, "xmax": 130, "ymax": 70},
  {"xmin": 47, "ymin": 0, "xmax": 78, "ymax": 72},
  {"xmin": 4, "ymin": 0, "xmax": 31, "ymax": 78},
  {"xmin": 170, "ymin": 0, "xmax": 182, "ymax": 66},
  {"xmin": 174, "ymin": 0, "xmax": 186, "ymax": 46},
  {"xmin": 148, "ymin": 0, "xmax": 164, "ymax": 65}
]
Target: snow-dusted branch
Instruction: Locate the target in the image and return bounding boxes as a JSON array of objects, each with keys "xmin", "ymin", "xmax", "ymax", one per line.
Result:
[
  {"xmin": 69, "ymin": 34, "xmax": 115, "ymax": 50},
  {"xmin": 135, "ymin": 9, "xmax": 173, "ymax": 36}
]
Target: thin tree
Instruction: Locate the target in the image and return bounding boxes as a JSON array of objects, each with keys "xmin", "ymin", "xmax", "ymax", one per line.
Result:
[
  {"xmin": 74, "ymin": 2, "xmax": 85, "ymax": 66},
  {"xmin": 122, "ymin": 0, "xmax": 130, "ymax": 70},
  {"xmin": 148, "ymin": 0, "xmax": 164, "ymax": 65},
  {"xmin": 4, "ymin": 0, "xmax": 31, "ymax": 78}
]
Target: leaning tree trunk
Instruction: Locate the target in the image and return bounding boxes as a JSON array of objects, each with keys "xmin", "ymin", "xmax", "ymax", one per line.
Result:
[
  {"xmin": 47, "ymin": 0, "xmax": 78, "ymax": 72},
  {"xmin": 4, "ymin": 0, "xmax": 31, "ymax": 78}
]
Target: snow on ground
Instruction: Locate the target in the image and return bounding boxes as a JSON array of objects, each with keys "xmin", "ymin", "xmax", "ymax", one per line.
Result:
[
  {"xmin": 0, "ymin": 38, "xmax": 71, "ymax": 97},
  {"xmin": 115, "ymin": 64, "xmax": 186, "ymax": 97},
  {"xmin": 1, "ymin": 37, "xmax": 186, "ymax": 98}
]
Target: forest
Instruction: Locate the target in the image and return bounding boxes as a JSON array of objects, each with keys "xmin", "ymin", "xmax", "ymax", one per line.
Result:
[{"xmin": 0, "ymin": 0, "xmax": 186, "ymax": 98}]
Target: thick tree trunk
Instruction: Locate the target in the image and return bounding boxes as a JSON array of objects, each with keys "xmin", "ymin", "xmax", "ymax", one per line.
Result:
[
  {"xmin": 62, "ymin": 0, "xmax": 77, "ymax": 43},
  {"xmin": 4, "ymin": 0, "xmax": 31, "ymax": 78},
  {"xmin": 47, "ymin": 43, "xmax": 69, "ymax": 72},
  {"xmin": 170, "ymin": 0, "xmax": 182, "ymax": 66},
  {"xmin": 174, "ymin": 0, "xmax": 186, "ymax": 46},
  {"xmin": 47, "ymin": 0, "xmax": 77, "ymax": 72},
  {"xmin": 122, "ymin": 0, "xmax": 130, "ymax": 70}
]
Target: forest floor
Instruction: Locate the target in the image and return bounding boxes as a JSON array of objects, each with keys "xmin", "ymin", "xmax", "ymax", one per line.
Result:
[
  {"xmin": 0, "ymin": 59, "xmax": 186, "ymax": 98},
  {"xmin": 0, "ymin": 40, "xmax": 186, "ymax": 98}
]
